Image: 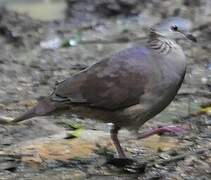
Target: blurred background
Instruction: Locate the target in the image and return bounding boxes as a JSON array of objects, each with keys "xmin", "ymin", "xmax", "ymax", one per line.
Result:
[
  {"xmin": 0, "ymin": 0, "xmax": 210, "ymax": 179},
  {"xmin": 0, "ymin": 0, "xmax": 66, "ymax": 21}
]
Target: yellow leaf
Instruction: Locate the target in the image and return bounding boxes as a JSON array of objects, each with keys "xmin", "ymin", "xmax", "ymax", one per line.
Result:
[
  {"xmin": 0, "ymin": 116, "xmax": 14, "ymax": 124},
  {"xmin": 200, "ymin": 106, "xmax": 211, "ymax": 115}
]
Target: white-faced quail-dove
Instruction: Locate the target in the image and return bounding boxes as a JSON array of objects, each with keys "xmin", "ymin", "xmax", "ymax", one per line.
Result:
[{"xmin": 12, "ymin": 17, "xmax": 196, "ymax": 160}]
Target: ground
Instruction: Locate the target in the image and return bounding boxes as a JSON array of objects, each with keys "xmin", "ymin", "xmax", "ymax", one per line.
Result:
[{"xmin": 0, "ymin": 1, "xmax": 211, "ymax": 179}]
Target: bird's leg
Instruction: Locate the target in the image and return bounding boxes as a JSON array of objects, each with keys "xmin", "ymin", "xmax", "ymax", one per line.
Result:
[
  {"xmin": 137, "ymin": 125, "xmax": 186, "ymax": 139},
  {"xmin": 110, "ymin": 125, "xmax": 126, "ymax": 158},
  {"xmin": 108, "ymin": 125, "xmax": 134, "ymax": 167}
]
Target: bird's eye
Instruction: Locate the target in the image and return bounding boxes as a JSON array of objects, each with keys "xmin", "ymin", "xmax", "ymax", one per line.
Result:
[{"xmin": 171, "ymin": 25, "xmax": 178, "ymax": 31}]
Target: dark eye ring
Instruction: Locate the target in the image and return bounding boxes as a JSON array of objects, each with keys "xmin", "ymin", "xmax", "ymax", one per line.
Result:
[{"xmin": 171, "ymin": 25, "xmax": 178, "ymax": 31}]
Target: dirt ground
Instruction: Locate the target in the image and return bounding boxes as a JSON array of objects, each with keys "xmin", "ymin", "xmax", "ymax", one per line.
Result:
[{"xmin": 0, "ymin": 0, "xmax": 211, "ymax": 179}]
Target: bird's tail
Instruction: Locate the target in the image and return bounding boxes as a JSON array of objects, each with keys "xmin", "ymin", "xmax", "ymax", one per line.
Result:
[{"xmin": 13, "ymin": 97, "xmax": 57, "ymax": 123}]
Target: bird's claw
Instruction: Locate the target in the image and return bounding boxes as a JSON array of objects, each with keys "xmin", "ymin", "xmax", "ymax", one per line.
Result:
[
  {"xmin": 107, "ymin": 157, "xmax": 134, "ymax": 167},
  {"xmin": 137, "ymin": 125, "xmax": 187, "ymax": 139}
]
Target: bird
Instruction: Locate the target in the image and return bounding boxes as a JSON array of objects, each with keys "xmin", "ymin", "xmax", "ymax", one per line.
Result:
[{"xmin": 12, "ymin": 17, "xmax": 196, "ymax": 161}]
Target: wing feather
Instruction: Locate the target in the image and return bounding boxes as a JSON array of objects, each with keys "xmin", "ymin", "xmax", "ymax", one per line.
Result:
[{"xmin": 54, "ymin": 46, "xmax": 151, "ymax": 110}]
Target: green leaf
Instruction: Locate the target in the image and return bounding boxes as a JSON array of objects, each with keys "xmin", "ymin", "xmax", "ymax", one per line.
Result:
[
  {"xmin": 61, "ymin": 31, "xmax": 82, "ymax": 47},
  {"xmin": 66, "ymin": 129, "xmax": 84, "ymax": 139}
]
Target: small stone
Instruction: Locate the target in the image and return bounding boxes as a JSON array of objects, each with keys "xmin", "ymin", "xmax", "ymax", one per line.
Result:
[{"xmin": 159, "ymin": 153, "xmax": 171, "ymax": 160}]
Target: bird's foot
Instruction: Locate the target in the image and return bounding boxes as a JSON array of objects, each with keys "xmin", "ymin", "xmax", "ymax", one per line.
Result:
[
  {"xmin": 107, "ymin": 157, "xmax": 146, "ymax": 173},
  {"xmin": 137, "ymin": 125, "xmax": 187, "ymax": 139},
  {"xmin": 107, "ymin": 157, "xmax": 134, "ymax": 167}
]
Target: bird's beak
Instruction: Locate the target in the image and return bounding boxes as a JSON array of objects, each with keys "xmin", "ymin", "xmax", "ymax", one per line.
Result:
[
  {"xmin": 185, "ymin": 33, "xmax": 197, "ymax": 43},
  {"xmin": 177, "ymin": 29, "xmax": 197, "ymax": 43}
]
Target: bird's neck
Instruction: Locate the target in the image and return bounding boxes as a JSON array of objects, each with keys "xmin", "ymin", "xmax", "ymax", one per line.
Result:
[{"xmin": 147, "ymin": 31, "xmax": 180, "ymax": 54}]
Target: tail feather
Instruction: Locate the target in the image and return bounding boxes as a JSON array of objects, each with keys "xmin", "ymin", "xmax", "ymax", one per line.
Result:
[
  {"xmin": 13, "ymin": 98, "xmax": 57, "ymax": 123},
  {"xmin": 13, "ymin": 108, "xmax": 36, "ymax": 123}
]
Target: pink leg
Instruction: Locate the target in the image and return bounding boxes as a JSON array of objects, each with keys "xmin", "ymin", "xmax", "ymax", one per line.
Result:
[
  {"xmin": 108, "ymin": 125, "xmax": 134, "ymax": 166},
  {"xmin": 110, "ymin": 125, "xmax": 126, "ymax": 158},
  {"xmin": 137, "ymin": 125, "xmax": 186, "ymax": 139}
]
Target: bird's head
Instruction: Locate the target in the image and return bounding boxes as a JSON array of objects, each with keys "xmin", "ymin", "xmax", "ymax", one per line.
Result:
[{"xmin": 150, "ymin": 17, "xmax": 197, "ymax": 42}]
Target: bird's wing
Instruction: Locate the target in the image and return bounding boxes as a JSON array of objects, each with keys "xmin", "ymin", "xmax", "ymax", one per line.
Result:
[{"xmin": 53, "ymin": 46, "xmax": 152, "ymax": 110}]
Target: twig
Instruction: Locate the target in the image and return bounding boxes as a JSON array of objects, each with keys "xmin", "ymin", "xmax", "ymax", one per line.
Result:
[
  {"xmin": 148, "ymin": 148, "xmax": 211, "ymax": 167},
  {"xmin": 0, "ymin": 152, "xmax": 34, "ymax": 158},
  {"xmin": 87, "ymin": 173, "xmax": 138, "ymax": 178},
  {"xmin": 79, "ymin": 36, "xmax": 146, "ymax": 45},
  {"xmin": 177, "ymin": 91, "xmax": 211, "ymax": 99}
]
